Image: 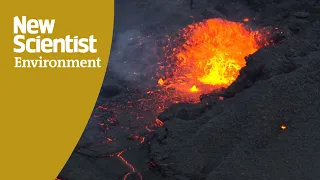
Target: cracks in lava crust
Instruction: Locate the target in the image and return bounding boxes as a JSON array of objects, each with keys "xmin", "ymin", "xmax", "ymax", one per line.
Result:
[{"xmin": 75, "ymin": 103, "xmax": 165, "ymax": 180}]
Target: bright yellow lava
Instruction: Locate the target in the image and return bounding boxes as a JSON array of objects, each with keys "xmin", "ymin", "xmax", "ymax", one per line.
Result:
[
  {"xmin": 189, "ymin": 85, "xmax": 199, "ymax": 92},
  {"xmin": 160, "ymin": 18, "xmax": 268, "ymax": 94}
]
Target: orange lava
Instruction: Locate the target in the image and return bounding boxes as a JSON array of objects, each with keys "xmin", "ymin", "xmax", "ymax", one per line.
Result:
[
  {"xmin": 243, "ymin": 18, "xmax": 250, "ymax": 22},
  {"xmin": 159, "ymin": 18, "xmax": 269, "ymax": 99},
  {"xmin": 156, "ymin": 118, "xmax": 164, "ymax": 126},
  {"xmin": 190, "ymin": 85, "xmax": 199, "ymax": 92},
  {"xmin": 117, "ymin": 150, "xmax": 135, "ymax": 172},
  {"xmin": 158, "ymin": 78, "xmax": 164, "ymax": 86}
]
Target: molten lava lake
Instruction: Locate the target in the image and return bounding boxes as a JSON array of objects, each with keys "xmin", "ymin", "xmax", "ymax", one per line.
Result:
[{"xmin": 157, "ymin": 18, "xmax": 270, "ymax": 103}]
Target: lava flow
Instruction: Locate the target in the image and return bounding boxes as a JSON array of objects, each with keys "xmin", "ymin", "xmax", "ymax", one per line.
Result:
[
  {"xmin": 158, "ymin": 18, "xmax": 269, "ymax": 101},
  {"xmin": 72, "ymin": 18, "xmax": 271, "ymax": 180}
]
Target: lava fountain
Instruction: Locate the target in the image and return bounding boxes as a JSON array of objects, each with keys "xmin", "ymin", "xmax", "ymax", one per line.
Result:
[{"xmin": 157, "ymin": 18, "xmax": 269, "ymax": 102}]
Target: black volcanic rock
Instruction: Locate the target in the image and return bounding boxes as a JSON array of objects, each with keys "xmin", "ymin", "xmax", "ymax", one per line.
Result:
[
  {"xmin": 99, "ymin": 78, "xmax": 123, "ymax": 98},
  {"xmin": 150, "ymin": 58, "xmax": 320, "ymax": 179},
  {"xmin": 221, "ymin": 33, "xmax": 316, "ymax": 99},
  {"xmin": 293, "ymin": 11, "xmax": 310, "ymax": 19}
]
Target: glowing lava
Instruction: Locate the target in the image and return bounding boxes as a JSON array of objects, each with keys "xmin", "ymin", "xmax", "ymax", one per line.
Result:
[
  {"xmin": 159, "ymin": 18, "xmax": 269, "ymax": 98},
  {"xmin": 158, "ymin": 78, "xmax": 164, "ymax": 86},
  {"xmin": 77, "ymin": 18, "xmax": 272, "ymax": 180},
  {"xmin": 243, "ymin": 18, "xmax": 250, "ymax": 22},
  {"xmin": 190, "ymin": 85, "xmax": 199, "ymax": 92}
]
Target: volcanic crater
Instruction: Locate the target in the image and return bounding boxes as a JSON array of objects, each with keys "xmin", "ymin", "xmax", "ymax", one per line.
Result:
[{"xmin": 58, "ymin": 0, "xmax": 320, "ymax": 180}]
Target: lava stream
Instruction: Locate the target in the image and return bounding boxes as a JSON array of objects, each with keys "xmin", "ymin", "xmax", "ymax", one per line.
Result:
[{"xmin": 108, "ymin": 149, "xmax": 143, "ymax": 180}]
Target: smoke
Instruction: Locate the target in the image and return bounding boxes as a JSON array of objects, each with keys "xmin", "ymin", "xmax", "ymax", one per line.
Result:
[
  {"xmin": 107, "ymin": 1, "xmax": 193, "ymax": 87},
  {"xmin": 108, "ymin": 30, "xmax": 159, "ymax": 84}
]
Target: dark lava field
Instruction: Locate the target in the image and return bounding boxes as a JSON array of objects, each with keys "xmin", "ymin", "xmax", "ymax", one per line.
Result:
[{"xmin": 58, "ymin": 0, "xmax": 320, "ymax": 179}]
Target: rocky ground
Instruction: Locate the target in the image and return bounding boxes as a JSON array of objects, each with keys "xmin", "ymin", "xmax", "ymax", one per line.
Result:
[{"xmin": 58, "ymin": 0, "xmax": 320, "ymax": 180}]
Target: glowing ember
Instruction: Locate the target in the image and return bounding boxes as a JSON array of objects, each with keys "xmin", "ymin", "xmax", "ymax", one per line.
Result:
[
  {"xmin": 156, "ymin": 118, "xmax": 164, "ymax": 126},
  {"xmin": 158, "ymin": 78, "xmax": 164, "ymax": 86},
  {"xmin": 160, "ymin": 18, "xmax": 269, "ymax": 98},
  {"xmin": 243, "ymin": 18, "xmax": 249, "ymax": 22},
  {"xmin": 280, "ymin": 125, "xmax": 287, "ymax": 130},
  {"xmin": 190, "ymin": 85, "xmax": 199, "ymax": 92}
]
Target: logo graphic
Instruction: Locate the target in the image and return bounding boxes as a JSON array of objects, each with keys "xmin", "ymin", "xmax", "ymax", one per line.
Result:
[{"xmin": 13, "ymin": 16, "xmax": 102, "ymax": 68}]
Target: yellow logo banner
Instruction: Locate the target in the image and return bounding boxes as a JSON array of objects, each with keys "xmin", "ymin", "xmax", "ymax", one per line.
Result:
[{"xmin": 0, "ymin": 0, "xmax": 114, "ymax": 179}]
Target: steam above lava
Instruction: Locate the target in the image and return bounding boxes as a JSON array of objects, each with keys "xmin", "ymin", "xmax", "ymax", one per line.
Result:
[{"xmin": 158, "ymin": 18, "xmax": 269, "ymax": 99}]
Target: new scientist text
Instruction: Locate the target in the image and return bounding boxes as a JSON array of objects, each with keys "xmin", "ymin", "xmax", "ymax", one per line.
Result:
[{"xmin": 13, "ymin": 16, "xmax": 101, "ymax": 68}]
